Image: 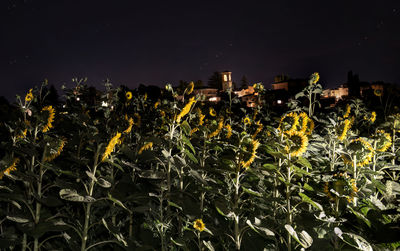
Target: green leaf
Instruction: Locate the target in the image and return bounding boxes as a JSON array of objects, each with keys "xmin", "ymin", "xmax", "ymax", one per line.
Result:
[
  {"xmin": 303, "ymin": 183, "xmax": 314, "ymax": 191},
  {"xmin": 189, "ymin": 170, "xmax": 207, "ymax": 185},
  {"xmin": 242, "ymin": 186, "xmax": 262, "ymax": 197},
  {"xmin": 296, "ymin": 157, "xmax": 312, "ymax": 170},
  {"xmin": 285, "ymin": 225, "xmax": 313, "ymax": 248},
  {"xmin": 299, "ymin": 192, "xmax": 322, "ymax": 211},
  {"xmin": 96, "ymin": 178, "xmax": 111, "ymax": 188},
  {"xmin": 180, "ymin": 121, "xmax": 191, "ymax": 135},
  {"xmin": 107, "ymin": 194, "xmax": 130, "ymax": 212},
  {"xmin": 59, "ymin": 189, "xmax": 95, "ymax": 202},
  {"xmin": 184, "ymin": 149, "xmax": 198, "ymax": 164},
  {"xmin": 138, "ymin": 170, "xmax": 165, "ymax": 179},
  {"xmin": 168, "ymin": 201, "xmax": 182, "ymax": 211},
  {"xmin": 348, "ymin": 206, "xmax": 371, "ymax": 228},
  {"xmin": 203, "ymin": 240, "xmax": 215, "ymax": 251},
  {"xmin": 85, "ymin": 171, "xmax": 97, "ymax": 182},
  {"xmin": 246, "ymin": 219, "xmax": 275, "ymax": 237},
  {"xmin": 182, "ymin": 134, "xmax": 195, "ymax": 154},
  {"xmin": 292, "ymin": 165, "xmax": 311, "ymax": 176},
  {"xmin": 262, "ymin": 163, "xmax": 277, "ymax": 171},
  {"xmin": 335, "ymin": 227, "xmax": 373, "ymax": 251},
  {"xmin": 6, "ymin": 215, "xmax": 30, "ymax": 223}
]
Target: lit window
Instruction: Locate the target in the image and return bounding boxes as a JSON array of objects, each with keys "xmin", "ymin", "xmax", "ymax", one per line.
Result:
[
  {"xmin": 209, "ymin": 97, "xmax": 218, "ymax": 102},
  {"xmin": 223, "ymin": 75, "xmax": 228, "ymax": 82}
]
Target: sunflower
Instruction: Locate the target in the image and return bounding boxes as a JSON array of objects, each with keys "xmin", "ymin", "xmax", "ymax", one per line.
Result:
[
  {"xmin": 323, "ymin": 182, "xmax": 334, "ymax": 201},
  {"xmin": 0, "ymin": 158, "xmax": 19, "ymax": 179},
  {"xmin": 186, "ymin": 81, "xmax": 194, "ymax": 95},
  {"xmin": 176, "ymin": 97, "xmax": 196, "ymax": 123},
  {"xmin": 374, "ymin": 89, "xmax": 382, "ymax": 97},
  {"xmin": 310, "ymin": 72, "xmax": 320, "ymax": 84},
  {"xmin": 342, "ymin": 138, "xmax": 374, "ymax": 167},
  {"xmin": 193, "ymin": 219, "xmax": 205, "ymax": 232},
  {"xmin": 337, "ymin": 119, "xmax": 352, "ymax": 141},
  {"xmin": 42, "ymin": 106, "xmax": 55, "ymax": 132},
  {"xmin": 123, "ymin": 116, "xmax": 134, "ymax": 134},
  {"xmin": 134, "ymin": 113, "xmax": 141, "ymax": 127},
  {"xmin": 296, "ymin": 112, "xmax": 309, "ymax": 134},
  {"xmin": 209, "ymin": 107, "xmax": 216, "ymax": 117},
  {"xmin": 16, "ymin": 129, "xmax": 27, "ymax": 140},
  {"xmin": 208, "ymin": 117, "xmax": 224, "ymax": 139},
  {"xmin": 126, "ymin": 91, "xmax": 133, "ymax": 100},
  {"xmin": 190, "ymin": 127, "xmax": 199, "ymax": 136},
  {"xmin": 25, "ymin": 89, "xmax": 33, "ymax": 102},
  {"xmin": 285, "ymin": 131, "xmax": 308, "ymax": 157},
  {"xmin": 198, "ymin": 110, "xmax": 206, "ymax": 126},
  {"xmin": 225, "ymin": 124, "xmax": 232, "ymax": 139},
  {"xmin": 364, "ymin": 111, "xmax": 376, "ymax": 123},
  {"xmin": 305, "ymin": 118, "xmax": 314, "ymax": 135},
  {"xmin": 374, "ymin": 130, "xmax": 392, "ymax": 152},
  {"xmin": 154, "ymin": 100, "xmax": 160, "ymax": 109},
  {"xmin": 44, "ymin": 138, "xmax": 67, "ymax": 162},
  {"xmin": 343, "ymin": 104, "xmax": 351, "ymax": 118},
  {"xmin": 243, "ymin": 116, "xmax": 251, "ymax": 125},
  {"xmin": 345, "ymin": 179, "xmax": 359, "ymax": 203},
  {"xmin": 138, "ymin": 142, "xmax": 153, "ymax": 155},
  {"xmin": 240, "ymin": 139, "xmax": 260, "ymax": 169},
  {"xmin": 252, "ymin": 121, "xmax": 263, "ymax": 139},
  {"xmin": 101, "ymin": 132, "xmax": 121, "ymax": 162},
  {"xmin": 278, "ymin": 112, "xmax": 299, "ymax": 135}
]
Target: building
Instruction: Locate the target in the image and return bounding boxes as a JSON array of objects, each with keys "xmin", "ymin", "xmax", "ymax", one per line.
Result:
[{"xmin": 322, "ymin": 84, "xmax": 349, "ymax": 102}]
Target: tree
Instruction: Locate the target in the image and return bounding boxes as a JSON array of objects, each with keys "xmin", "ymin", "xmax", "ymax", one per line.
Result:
[
  {"xmin": 207, "ymin": 71, "xmax": 222, "ymax": 89},
  {"xmin": 240, "ymin": 75, "xmax": 249, "ymax": 89}
]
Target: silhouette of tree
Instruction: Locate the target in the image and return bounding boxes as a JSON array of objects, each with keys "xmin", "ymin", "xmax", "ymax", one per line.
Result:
[
  {"xmin": 240, "ymin": 75, "xmax": 249, "ymax": 89},
  {"xmin": 207, "ymin": 71, "xmax": 222, "ymax": 89},
  {"xmin": 347, "ymin": 71, "xmax": 361, "ymax": 97}
]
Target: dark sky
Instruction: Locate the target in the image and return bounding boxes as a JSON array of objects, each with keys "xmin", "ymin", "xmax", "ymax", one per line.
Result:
[{"xmin": 1, "ymin": 0, "xmax": 400, "ymax": 101}]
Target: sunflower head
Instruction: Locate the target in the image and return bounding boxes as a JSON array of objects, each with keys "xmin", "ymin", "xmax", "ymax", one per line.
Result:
[
  {"xmin": 374, "ymin": 89, "xmax": 383, "ymax": 97},
  {"xmin": 243, "ymin": 116, "xmax": 251, "ymax": 125},
  {"xmin": 186, "ymin": 81, "xmax": 194, "ymax": 95},
  {"xmin": 296, "ymin": 112, "xmax": 309, "ymax": 134},
  {"xmin": 41, "ymin": 106, "xmax": 55, "ymax": 133},
  {"xmin": 25, "ymin": 89, "xmax": 34, "ymax": 102},
  {"xmin": 126, "ymin": 91, "xmax": 133, "ymax": 100},
  {"xmin": 343, "ymin": 104, "xmax": 351, "ymax": 118},
  {"xmin": 309, "ymin": 72, "xmax": 320, "ymax": 85},
  {"xmin": 373, "ymin": 130, "xmax": 392, "ymax": 152},
  {"xmin": 154, "ymin": 100, "xmax": 160, "ymax": 109},
  {"xmin": 193, "ymin": 219, "xmax": 205, "ymax": 232},
  {"xmin": 337, "ymin": 119, "xmax": 352, "ymax": 141},
  {"xmin": 278, "ymin": 112, "xmax": 299, "ymax": 135},
  {"xmin": 342, "ymin": 138, "xmax": 374, "ymax": 167},
  {"xmin": 209, "ymin": 107, "xmax": 217, "ymax": 117},
  {"xmin": 364, "ymin": 111, "xmax": 376, "ymax": 123},
  {"xmin": 284, "ymin": 131, "xmax": 308, "ymax": 157}
]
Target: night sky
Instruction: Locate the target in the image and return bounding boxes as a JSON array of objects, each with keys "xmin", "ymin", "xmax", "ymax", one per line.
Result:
[{"xmin": 1, "ymin": 0, "xmax": 400, "ymax": 101}]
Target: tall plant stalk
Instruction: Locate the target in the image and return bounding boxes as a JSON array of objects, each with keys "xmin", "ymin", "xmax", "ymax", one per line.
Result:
[{"xmin": 80, "ymin": 145, "xmax": 100, "ymax": 251}]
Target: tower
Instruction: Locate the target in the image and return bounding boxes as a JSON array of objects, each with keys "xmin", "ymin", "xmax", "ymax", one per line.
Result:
[{"xmin": 221, "ymin": 71, "xmax": 232, "ymax": 91}]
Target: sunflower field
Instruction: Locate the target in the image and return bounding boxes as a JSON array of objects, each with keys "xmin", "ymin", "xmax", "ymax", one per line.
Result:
[{"xmin": 1, "ymin": 76, "xmax": 400, "ymax": 251}]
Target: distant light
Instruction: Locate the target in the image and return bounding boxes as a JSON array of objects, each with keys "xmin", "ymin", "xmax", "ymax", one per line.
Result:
[
  {"xmin": 62, "ymin": 104, "xmax": 66, "ymax": 108},
  {"xmin": 277, "ymin": 100, "xmax": 282, "ymax": 104},
  {"xmin": 76, "ymin": 97, "xmax": 80, "ymax": 101},
  {"xmin": 209, "ymin": 97, "xmax": 218, "ymax": 102},
  {"xmin": 101, "ymin": 101, "xmax": 108, "ymax": 107}
]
